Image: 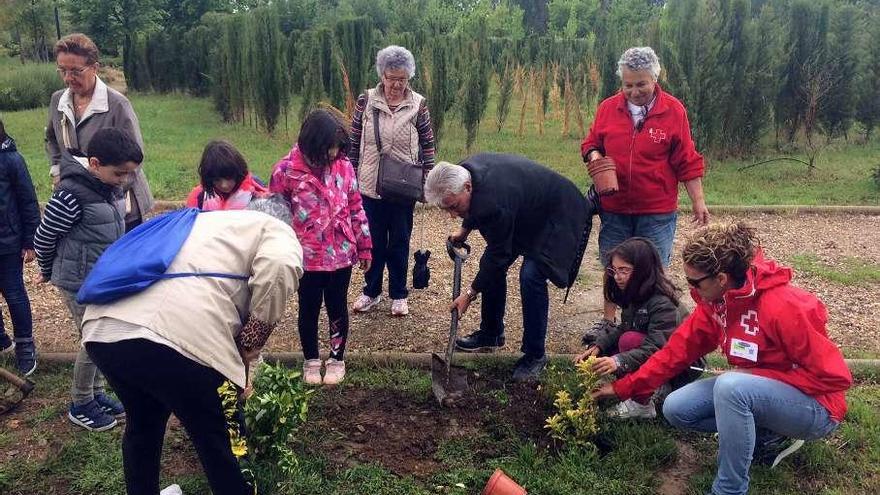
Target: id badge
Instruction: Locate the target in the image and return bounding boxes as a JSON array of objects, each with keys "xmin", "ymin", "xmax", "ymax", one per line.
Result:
[{"xmin": 729, "ymin": 338, "xmax": 758, "ymax": 362}]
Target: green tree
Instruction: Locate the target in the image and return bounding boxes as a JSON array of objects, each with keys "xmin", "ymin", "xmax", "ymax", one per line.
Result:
[
  {"xmin": 856, "ymin": 18, "xmax": 880, "ymax": 141},
  {"xmin": 3, "ymin": 0, "xmax": 55, "ymax": 61},
  {"xmin": 459, "ymin": 21, "xmax": 490, "ymax": 152},
  {"xmin": 818, "ymin": 4, "xmax": 860, "ymax": 140}
]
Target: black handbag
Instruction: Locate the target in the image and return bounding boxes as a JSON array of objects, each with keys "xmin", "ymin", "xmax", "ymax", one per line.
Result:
[
  {"xmin": 372, "ymin": 107, "xmax": 423, "ymax": 203},
  {"xmin": 412, "ymin": 249, "xmax": 431, "ymax": 289}
]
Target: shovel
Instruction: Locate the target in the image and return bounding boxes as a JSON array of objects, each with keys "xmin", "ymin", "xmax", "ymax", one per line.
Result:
[
  {"xmin": 0, "ymin": 367, "xmax": 35, "ymax": 415},
  {"xmin": 431, "ymin": 239, "xmax": 471, "ymax": 405}
]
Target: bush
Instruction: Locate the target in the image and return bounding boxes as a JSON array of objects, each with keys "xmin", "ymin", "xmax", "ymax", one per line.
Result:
[
  {"xmin": 872, "ymin": 165, "xmax": 880, "ymax": 190},
  {"xmin": 0, "ymin": 61, "xmax": 63, "ymax": 111},
  {"xmin": 544, "ymin": 357, "xmax": 602, "ymax": 448},
  {"xmin": 243, "ymin": 361, "xmax": 314, "ymax": 475}
]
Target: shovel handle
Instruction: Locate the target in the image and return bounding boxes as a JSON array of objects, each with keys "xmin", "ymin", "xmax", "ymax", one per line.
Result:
[{"xmin": 0, "ymin": 367, "xmax": 34, "ymax": 396}]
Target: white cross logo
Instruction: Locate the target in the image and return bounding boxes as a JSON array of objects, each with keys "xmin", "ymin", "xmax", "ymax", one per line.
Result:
[
  {"xmin": 740, "ymin": 310, "xmax": 759, "ymax": 336},
  {"xmin": 649, "ymin": 128, "xmax": 667, "ymax": 143}
]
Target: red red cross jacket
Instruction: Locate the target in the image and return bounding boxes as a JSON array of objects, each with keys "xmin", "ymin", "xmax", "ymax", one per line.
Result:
[
  {"xmin": 612, "ymin": 250, "xmax": 852, "ymax": 422},
  {"xmin": 580, "ymin": 85, "xmax": 704, "ymax": 215}
]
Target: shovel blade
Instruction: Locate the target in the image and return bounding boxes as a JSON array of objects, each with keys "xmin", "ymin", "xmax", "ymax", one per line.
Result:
[{"xmin": 431, "ymin": 353, "xmax": 469, "ymax": 406}]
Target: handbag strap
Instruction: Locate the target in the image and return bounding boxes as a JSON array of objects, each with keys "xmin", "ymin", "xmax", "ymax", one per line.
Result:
[{"xmin": 372, "ymin": 106, "xmax": 384, "ymax": 155}]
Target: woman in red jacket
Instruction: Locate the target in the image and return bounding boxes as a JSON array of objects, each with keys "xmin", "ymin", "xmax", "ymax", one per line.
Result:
[
  {"xmin": 592, "ymin": 222, "xmax": 851, "ymax": 495},
  {"xmin": 581, "ymin": 46, "xmax": 710, "ymax": 342}
]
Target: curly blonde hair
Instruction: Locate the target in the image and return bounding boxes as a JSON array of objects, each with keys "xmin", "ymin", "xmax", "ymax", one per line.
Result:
[{"xmin": 681, "ymin": 222, "xmax": 759, "ymax": 280}]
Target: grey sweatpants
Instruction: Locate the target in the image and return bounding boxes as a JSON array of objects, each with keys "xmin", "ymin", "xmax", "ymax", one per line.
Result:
[{"xmin": 59, "ymin": 289, "xmax": 106, "ymax": 406}]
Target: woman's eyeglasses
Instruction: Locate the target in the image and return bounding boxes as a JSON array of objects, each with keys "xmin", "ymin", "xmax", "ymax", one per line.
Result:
[
  {"xmin": 686, "ymin": 273, "xmax": 715, "ymax": 288},
  {"xmin": 605, "ymin": 266, "xmax": 633, "ymax": 278},
  {"xmin": 56, "ymin": 66, "xmax": 92, "ymax": 77}
]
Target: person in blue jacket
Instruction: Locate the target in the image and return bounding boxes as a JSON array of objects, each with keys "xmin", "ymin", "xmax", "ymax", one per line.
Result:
[{"xmin": 0, "ymin": 119, "xmax": 41, "ymax": 375}]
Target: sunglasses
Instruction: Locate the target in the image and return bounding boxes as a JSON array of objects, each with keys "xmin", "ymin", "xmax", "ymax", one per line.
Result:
[{"xmin": 686, "ymin": 273, "xmax": 715, "ymax": 288}]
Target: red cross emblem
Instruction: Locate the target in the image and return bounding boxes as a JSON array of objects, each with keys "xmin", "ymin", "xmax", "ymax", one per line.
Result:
[
  {"xmin": 740, "ymin": 310, "xmax": 759, "ymax": 336},
  {"xmin": 649, "ymin": 128, "xmax": 666, "ymax": 143}
]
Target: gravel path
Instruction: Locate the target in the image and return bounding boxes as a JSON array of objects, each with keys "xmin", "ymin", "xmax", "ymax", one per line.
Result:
[{"xmin": 16, "ymin": 210, "xmax": 880, "ymax": 357}]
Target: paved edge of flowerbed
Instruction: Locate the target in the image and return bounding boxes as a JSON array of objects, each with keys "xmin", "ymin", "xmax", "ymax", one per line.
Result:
[{"xmin": 36, "ymin": 351, "xmax": 880, "ymax": 370}]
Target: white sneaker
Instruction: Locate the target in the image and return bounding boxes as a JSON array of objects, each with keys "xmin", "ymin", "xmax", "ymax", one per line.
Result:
[
  {"xmin": 323, "ymin": 358, "xmax": 346, "ymax": 385},
  {"xmin": 607, "ymin": 399, "xmax": 657, "ymax": 419},
  {"xmin": 391, "ymin": 298, "xmax": 409, "ymax": 316},
  {"xmin": 353, "ymin": 294, "xmax": 381, "ymax": 312},
  {"xmin": 160, "ymin": 485, "xmax": 183, "ymax": 495},
  {"xmin": 302, "ymin": 359, "xmax": 322, "ymax": 385}
]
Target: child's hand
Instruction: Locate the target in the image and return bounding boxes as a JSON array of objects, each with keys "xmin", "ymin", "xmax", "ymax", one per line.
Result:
[
  {"xmin": 32, "ymin": 272, "xmax": 49, "ymax": 284},
  {"xmin": 359, "ymin": 259, "xmax": 371, "ymax": 271},
  {"xmin": 21, "ymin": 249, "xmax": 35, "ymax": 263},
  {"xmin": 591, "ymin": 382, "xmax": 618, "ymax": 401},
  {"xmin": 591, "ymin": 356, "xmax": 619, "ymax": 376},
  {"xmin": 573, "ymin": 346, "xmax": 600, "ymax": 363}
]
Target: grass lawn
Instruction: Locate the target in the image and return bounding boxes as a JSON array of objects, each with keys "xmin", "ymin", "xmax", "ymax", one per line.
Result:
[
  {"xmin": 1, "ymin": 359, "xmax": 878, "ymax": 495},
  {"xmin": 2, "ymin": 90, "xmax": 879, "ymax": 204}
]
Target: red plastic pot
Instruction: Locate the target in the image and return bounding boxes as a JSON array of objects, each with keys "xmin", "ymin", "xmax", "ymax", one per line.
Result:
[
  {"xmin": 587, "ymin": 157, "xmax": 619, "ymax": 196},
  {"xmin": 482, "ymin": 469, "xmax": 527, "ymax": 495}
]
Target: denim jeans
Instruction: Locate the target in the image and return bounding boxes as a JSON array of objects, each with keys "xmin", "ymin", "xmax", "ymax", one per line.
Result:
[
  {"xmin": 362, "ymin": 197, "xmax": 414, "ymax": 300},
  {"xmin": 479, "ymin": 257, "xmax": 549, "ymax": 358},
  {"xmin": 0, "ymin": 253, "xmax": 33, "ymax": 348},
  {"xmin": 662, "ymin": 372, "xmax": 839, "ymax": 495},
  {"xmin": 59, "ymin": 288, "xmax": 106, "ymax": 405},
  {"xmin": 598, "ymin": 211, "xmax": 677, "ymax": 266}
]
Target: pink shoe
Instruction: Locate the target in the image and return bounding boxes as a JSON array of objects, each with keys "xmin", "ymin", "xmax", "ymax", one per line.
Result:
[
  {"xmin": 353, "ymin": 294, "xmax": 381, "ymax": 312},
  {"xmin": 302, "ymin": 359, "xmax": 322, "ymax": 385},
  {"xmin": 391, "ymin": 298, "xmax": 409, "ymax": 316},
  {"xmin": 323, "ymin": 358, "xmax": 346, "ymax": 385}
]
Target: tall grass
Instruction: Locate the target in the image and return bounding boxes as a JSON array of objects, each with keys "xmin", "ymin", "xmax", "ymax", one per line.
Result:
[{"xmin": 0, "ymin": 62, "xmax": 63, "ymax": 111}]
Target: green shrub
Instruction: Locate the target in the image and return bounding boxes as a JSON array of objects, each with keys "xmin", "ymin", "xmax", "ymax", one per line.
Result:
[
  {"xmin": 0, "ymin": 61, "xmax": 63, "ymax": 111},
  {"xmin": 243, "ymin": 360, "xmax": 314, "ymax": 490},
  {"xmin": 872, "ymin": 165, "xmax": 880, "ymax": 190}
]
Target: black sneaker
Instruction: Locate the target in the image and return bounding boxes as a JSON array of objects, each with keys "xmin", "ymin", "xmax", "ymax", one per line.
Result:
[
  {"xmin": 0, "ymin": 335, "xmax": 13, "ymax": 355},
  {"xmin": 455, "ymin": 330, "xmax": 505, "ymax": 353},
  {"xmin": 511, "ymin": 354, "xmax": 548, "ymax": 382},
  {"xmin": 754, "ymin": 434, "xmax": 805, "ymax": 468},
  {"xmin": 581, "ymin": 318, "xmax": 618, "ymax": 346},
  {"xmin": 15, "ymin": 341, "xmax": 37, "ymax": 377}
]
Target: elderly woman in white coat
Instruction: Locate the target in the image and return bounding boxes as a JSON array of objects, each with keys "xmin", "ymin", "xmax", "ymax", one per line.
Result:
[{"xmin": 348, "ymin": 45, "xmax": 436, "ymax": 317}]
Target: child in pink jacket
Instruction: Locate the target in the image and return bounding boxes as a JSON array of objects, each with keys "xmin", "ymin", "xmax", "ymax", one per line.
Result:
[{"xmin": 270, "ymin": 109, "xmax": 372, "ymax": 385}]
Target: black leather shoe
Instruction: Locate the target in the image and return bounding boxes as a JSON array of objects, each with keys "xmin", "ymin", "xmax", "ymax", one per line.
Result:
[
  {"xmin": 455, "ymin": 330, "xmax": 505, "ymax": 352},
  {"xmin": 511, "ymin": 354, "xmax": 548, "ymax": 382}
]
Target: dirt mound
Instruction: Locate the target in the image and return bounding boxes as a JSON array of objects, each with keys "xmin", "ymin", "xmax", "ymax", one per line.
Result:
[{"xmin": 311, "ymin": 379, "xmax": 552, "ymax": 477}]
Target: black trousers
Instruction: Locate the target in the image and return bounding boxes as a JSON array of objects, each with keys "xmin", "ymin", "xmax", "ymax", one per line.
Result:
[
  {"xmin": 86, "ymin": 339, "xmax": 251, "ymax": 495},
  {"xmin": 297, "ymin": 267, "xmax": 352, "ymax": 361}
]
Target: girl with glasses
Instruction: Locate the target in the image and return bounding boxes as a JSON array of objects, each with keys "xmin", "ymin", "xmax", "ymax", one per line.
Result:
[{"xmin": 575, "ymin": 237, "xmax": 701, "ymax": 419}]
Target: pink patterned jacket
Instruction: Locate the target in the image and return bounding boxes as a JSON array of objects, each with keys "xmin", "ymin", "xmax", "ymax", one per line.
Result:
[{"xmin": 270, "ymin": 146, "xmax": 371, "ymax": 271}]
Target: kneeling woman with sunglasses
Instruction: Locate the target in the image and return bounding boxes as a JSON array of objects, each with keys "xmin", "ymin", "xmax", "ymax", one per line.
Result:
[
  {"xmin": 575, "ymin": 237, "xmax": 701, "ymax": 420},
  {"xmin": 592, "ymin": 222, "xmax": 852, "ymax": 495}
]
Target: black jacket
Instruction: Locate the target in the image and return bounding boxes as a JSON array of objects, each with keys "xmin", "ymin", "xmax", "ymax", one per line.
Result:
[
  {"xmin": 0, "ymin": 136, "xmax": 41, "ymax": 255},
  {"xmin": 595, "ymin": 293, "xmax": 703, "ymax": 388},
  {"xmin": 461, "ymin": 153, "xmax": 589, "ymax": 292}
]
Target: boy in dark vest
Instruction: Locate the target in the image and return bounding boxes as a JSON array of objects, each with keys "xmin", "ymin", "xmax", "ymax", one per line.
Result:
[{"xmin": 34, "ymin": 127, "xmax": 143, "ymax": 431}]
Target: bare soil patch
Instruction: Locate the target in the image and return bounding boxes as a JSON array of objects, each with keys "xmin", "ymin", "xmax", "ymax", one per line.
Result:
[
  {"xmin": 15, "ymin": 210, "xmax": 880, "ymax": 356},
  {"xmin": 308, "ymin": 376, "xmax": 551, "ymax": 477}
]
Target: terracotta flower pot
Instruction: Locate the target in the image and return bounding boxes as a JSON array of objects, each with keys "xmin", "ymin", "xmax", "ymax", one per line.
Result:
[
  {"xmin": 482, "ymin": 469, "xmax": 527, "ymax": 495},
  {"xmin": 587, "ymin": 157, "xmax": 619, "ymax": 196}
]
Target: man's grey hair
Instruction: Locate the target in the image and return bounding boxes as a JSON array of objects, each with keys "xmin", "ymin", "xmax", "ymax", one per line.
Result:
[
  {"xmin": 616, "ymin": 46, "xmax": 662, "ymax": 81},
  {"xmin": 247, "ymin": 194, "xmax": 292, "ymax": 225},
  {"xmin": 424, "ymin": 162, "xmax": 471, "ymax": 206},
  {"xmin": 376, "ymin": 45, "xmax": 416, "ymax": 79}
]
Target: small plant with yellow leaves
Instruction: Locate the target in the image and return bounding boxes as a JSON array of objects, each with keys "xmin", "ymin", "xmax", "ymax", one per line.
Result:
[{"xmin": 544, "ymin": 356, "xmax": 602, "ymax": 447}]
